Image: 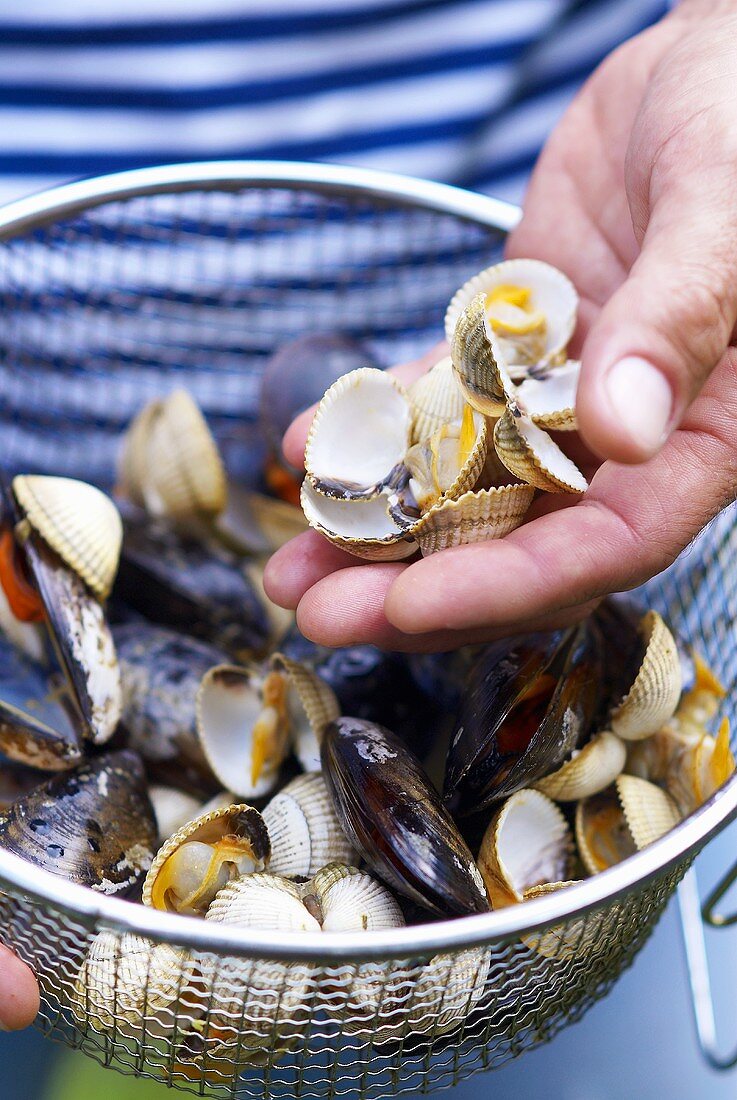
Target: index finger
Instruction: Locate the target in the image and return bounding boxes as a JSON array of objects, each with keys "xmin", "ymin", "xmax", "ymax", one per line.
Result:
[{"xmin": 281, "ymin": 341, "xmax": 448, "ymax": 470}]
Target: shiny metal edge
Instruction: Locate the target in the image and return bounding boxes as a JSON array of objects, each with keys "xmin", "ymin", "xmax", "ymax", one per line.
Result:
[{"xmin": 0, "ymin": 160, "xmax": 522, "ymax": 238}]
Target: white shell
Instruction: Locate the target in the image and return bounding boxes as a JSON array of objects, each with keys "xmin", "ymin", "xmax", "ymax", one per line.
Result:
[
  {"xmin": 301, "ymin": 480, "xmax": 417, "ymax": 561},
  {"xmin": 148, "ymin": 786, "xmax": 203, "ymax": 843},
  {"xmin": 626, "ymin": 717, "xmax": 735, "ymax": 816},
  {"xmin": 405, "ymin": 948, "xmax": 490, "ymax": 1038},
  {"xmin": 610, "ymin": 611, "xmax": 682, "ymax": 740},
  {"xmin": 305, "ymin": 368, "xmax": 411, "ymax": 499},
  {"xmin": 534, "ymin": 732, "xmax": 627, "ymax": 802},
  {"xmin": 262, "ymin": 775, "xmax": 357, "ymax": 877},
  {"xmin": 477, "ymin": 789, "xmax": 573, "ymax": 908},
  {"xmin": 494, "ymin": 407, "xmax": 587, "ymax": 494},
  {"xmin": 445, "ymin": 259, "xmax": 578, "ymax": 365},
  {"xmin": 306, "ymin": 863, "xmax": 405, "ymax": 932},
  {"xmin": 516, "ymin": 359, "xmax": 580, "ymax": 430},
  {"xmin": 407, "ymin": 355, "xmax": 466, "ymax": 443},
  {"xmin": 13, "ymin": 475, "xmax": 123, "ymax": 600}
]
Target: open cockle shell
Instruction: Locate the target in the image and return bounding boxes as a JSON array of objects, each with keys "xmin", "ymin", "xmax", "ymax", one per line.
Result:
[
  {"xmin": 407, "ymin": 355, "xmax": 466, "ymax": 443},
  {"xmin": 148, "ymin": 786, "xmax": 204, "ymax": 844},
  {"xmin": 477, "ymin": 789, "xmax": 574, "ymax": 909},
  {"xmin": 71, "ymin": 931, "xmax": 195, "ymax": 1034},
  {"xmin": 262, "ymin": 774, "xmax": 357, "ymax": 878},
  {"xmin": 403, "ymin": 406, "xmax": 489, "ymax": 513},
  {"xmin": 271, "ymin": 652, "xmax": 341, "ymax": 760},
  {"xmin": 305, "ymin": 368, "xmax": 411, "ymax": 501},
  {"xmin": 445, "ymin": 259, "xmax": 578, "ymax": 367},
  {"xmin": 411, "ymin": 483, "xmax": 534, "ymax": 555},
  {"xmin": 534, "ymin": 731, "xmax": 627, "ymax": 802},
  {"xmin": 610, "ymin": 611, "xmax": 682, "ymax": 740},
  {"xmin": 516, "ymin": 359, "xmax": 580, "ymax": 431},
  {"xmin": 575, "ymin": 776, "xmax": 680, "ymax": 876},
  {"xmin": 494, "ymin": 407, "xmax": 588, "ymax": 494},
  {"xmin": 142, "ymin": 389, "xmax": 228, "ymax": 522},
  {"xmin": 626, "ymin": 717, "xmax": 735, "ymax": 816},
  {"xmin": 301, "ymin": 480, "xmax": 417, "ymax": 561},
  {"xmin": 451, "ymin": 293, "xmax": 517, "ymax": 416},
  {"xmin": 13, "ymin": 475, "xmax": 123, "ymax": 600},
  {"xmin": 142, "ymin": 803, "xmax": 270, "ymax": 915}
]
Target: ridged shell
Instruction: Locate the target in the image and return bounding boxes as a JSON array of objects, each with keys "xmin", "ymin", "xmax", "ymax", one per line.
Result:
[
  {"xmin": 516, "ymin": 359, "xmax": 580, "ymax": 431},
  {"xmin": 616, "ymin": 774, "xmax": 681, "ymax": 850},
  {"xmin": 404, "ymin": 408, "xmax": 489, "ymax": 513},
  {"xmin": 148, "ymin": 786, "xmax": 203, "ymax": 843},
  {"xmin": 413, "ymin": 483, "xmax": 534, "ymax": 555},
  {"xmin": 301, "ymin": 480, "xmax": 417, "ymax": 561},
  {"xmin": 519, "ymin": 881, "xmax": 601, "ymax": 960},
  {"xmin": 262, "ymin": 774, "xmax": 357, "ymax": 877},
  {"xmin": 272, "ymin": 652, "xmax": 341, "ymax": 752},
  {"xmin": 534, "ymin": 732, "xmax": 627, "ymax": 802},
  {"xmin": 627, "ymin": 717, "xmax": 735, "ymax": 816},
  {"xmin": 408, "ymin": 355, "xmax": 466, "ymax": 443},
  {"xmin": 405, "ymin": 948, "xmax": 490, "ymax": 1039},
  {"xmin": 306, "ymin": 863, "xmax": 405, "ymax": 931},
  {"xmin": 13, "ymin": 475, "xmax": 122, "ymax": 600},
  {"xmin": 451, "ymin": 293, "xmax": 516, "ymax": 416},
  {"xmin": 493, "ymin": 408, "xmax": 587, "ymax": 494},
  {"xmin": 142, "ymin": 803, "xmax": 270, "ymax": 913},
  {"xmin": 196, "ymin": 663, "xmax": 291, "ymax": 800},
  {"xmin": 575, "ymin": 789, "xmax": 634, "ymax": 875},
  {"xmin": 304, "ymin": 368, "xmax": 411, "ymax": 501},
  {"xmin": 144, "ymin": 389, "xmax": 228, "ymax": 521},
  {"xmin": 610, "ymin": 611, "xmax": 682, "ymax": 740},
  {"xmin": 200, "ymin": 874, "xmax": 317, "ymax": 1062},
  {"xmin": 445, "ymin": 259, "xmax": 578, "ymax": 363},
  {"xmin": 477, "ymin": 789, "xmax": 574, "ymax": 908},
  {"xmin": 117, "ymin": 398, "xmax": 161, "ymax": 509},
  {"xmin": 71, "ymin": 932, "xmax": 194, "ymax": 1033}
]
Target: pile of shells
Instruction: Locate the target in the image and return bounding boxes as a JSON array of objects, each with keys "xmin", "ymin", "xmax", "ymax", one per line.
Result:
[
  {"xmin": 301, "ymin": 259, "xmax": 588, "ymax": 559},
  {"xmin": 0, "ymin": 370, "xmax": 732, "ymax": 1067}
]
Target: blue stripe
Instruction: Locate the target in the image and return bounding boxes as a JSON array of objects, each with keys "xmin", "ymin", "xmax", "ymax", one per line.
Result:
[
  {"xmin": 0, "ymin": 0, "xmax": 497, "ymax": 46},
  {"xmin": 0, "ymin": 42, "xmax": 531, "ymax": 110}
]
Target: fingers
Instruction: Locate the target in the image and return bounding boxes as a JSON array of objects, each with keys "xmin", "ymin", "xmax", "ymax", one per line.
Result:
[
  {"xmin": 577, "ymin": 168, "xmax": 737, "ymax": 464},
  {"xmin": 264, "ymin": 530, "xmax": 365, "ymax": 609},
  {"xmin": 0, "ymin": 945, "xmax": 39, "ymax": 1031},
  {"xmin": 383, "ymin": 350, "xmax": 737, "ymax": 636},
  {"xmin": 281, "ymin": 342, "xmax": 448, "ymax": 470}
]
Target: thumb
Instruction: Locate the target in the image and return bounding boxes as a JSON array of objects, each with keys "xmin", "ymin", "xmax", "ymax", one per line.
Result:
[{"xmin": 576, "ymin": 181, "xmax": 737, "ymax": 464}]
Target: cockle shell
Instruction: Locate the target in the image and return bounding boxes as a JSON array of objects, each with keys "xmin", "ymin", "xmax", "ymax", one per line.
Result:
[
  {"xmin": 516, "ymin": 359, "xmax": 580, "ymax": 431},
  {"xmin": 450, "ymin": 292, "xmax": 517, "ymax": 416},
  {"xmin": 412, "ymin": 483, "xmax": 534, "ymax": 555},
  {"xmin": 148, "ymin": 786, "xmax": 204, "ymax": 844},
  {"xmin": 117, "ymin": 398, "xmax": 160, "ymax": 510},
  {"xmin": 575, "ymin": 776, "xmax": 680, "ymax": 876},
  {"xmin": 134, "ymin": 389, "xmax": 228, "ymax": 522},
  {"xmin": 213, "ymin": 486, "xmax": 308, "ymax": 557},
  {"xmin": 12, "ymin": 475, "xmax": 123, "ymax": 601},
  {"xmin": 403, "ymin": 406, "xmax": 488, "ymax": 511},
  {"xmin": 305, "ymin": 368, "xmax": 411, "ymax": 501},
  {"xmin": 0, "ymin": 750, "xmax": 156, "ymax": 894},
  {"xmin": 671, "ymin": 654, "xmax": 725, "ymax": 737},
  {"xmin": 519, "ymin": 881, "xmax": 603, "ymax": 961},
  {"xmin": 610, "ymin": 611, "xmax": 681, "ymax": 740},
  {"xmin": 300, "ymin": 480, "xmax": 417, "ymax": 561},
  {"xmin": 71, "ymin": 932, "xmax": 195, "ymax": 1033},
  {"xmin": 262, "ymin": 774, "xmax": 356, "ymax": 878},
  {"xmin": 142, "ymin": 803, "xmax": 270, "ymax": 914},
  {"xmin": 494, "ymin": 406, "xmax": 587, "ymax": 493},
  {"xmin": 477, "ymin": 789, "xmax": 574, "ymax": 908},
  {"xmin": 445, "ymin": 259, "xmax": 578, "ymax": 367},
  {"xmin": 534, "ymin": 731, "xmax": 627, "ymax": 802},
  {"xmin": 626, "ymin": 717, "xmax": 735, "ymax": 816},
  {"xmin": 407, "ymin": 356, "xmax": 466, "ymax": 443},
  {"xmin": 271, "ymin": 652, "xmax": 341, "ymax": 772},
  {"xmin": 405, "ymin": 947, "xmax": 490, "ymax": 1040},
  {"xmin": 305, "ymin": 863, "xmax": 405, "ymax": 931}
]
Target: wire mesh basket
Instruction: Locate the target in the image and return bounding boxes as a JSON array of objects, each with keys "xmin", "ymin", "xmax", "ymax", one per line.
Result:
[{"xmin": 0, "ymin": 162, "xmax": 735, "ymax": 1098}]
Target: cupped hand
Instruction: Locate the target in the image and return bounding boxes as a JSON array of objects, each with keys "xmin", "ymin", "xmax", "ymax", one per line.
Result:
[
  {"xmin": 265, "ymin": 4, "xmax": 737, "ymax": 650},
  {"xmin": 0, "ymin": 943, "xmax": 39, "ymax": 1031}
]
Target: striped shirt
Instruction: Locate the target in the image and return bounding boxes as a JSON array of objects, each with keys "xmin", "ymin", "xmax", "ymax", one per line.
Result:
[{"xmin": 0, "ymin": 0, "xmax": 670, "ymax": 207}]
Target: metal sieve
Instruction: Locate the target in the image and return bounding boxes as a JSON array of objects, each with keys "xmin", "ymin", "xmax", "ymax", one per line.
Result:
[{"xmin": 0, "ymin": 162, "xmax": 735, "ymax": 1097}]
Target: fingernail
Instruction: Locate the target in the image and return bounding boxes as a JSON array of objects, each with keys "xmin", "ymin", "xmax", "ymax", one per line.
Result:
[{"xmin": 604, "ymin": 356, "xmax": 674, "ymax": 456}]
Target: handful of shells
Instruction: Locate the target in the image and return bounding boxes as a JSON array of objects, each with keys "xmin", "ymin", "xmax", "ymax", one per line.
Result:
[{"xmin": 301, "ymin": 259, "xmax": 587, "ymax": 559}]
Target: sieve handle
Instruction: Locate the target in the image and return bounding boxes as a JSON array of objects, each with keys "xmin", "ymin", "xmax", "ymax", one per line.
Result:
[{"xmin": 677, "ymin": 866, "xmax": 737, "ymax": 1069}]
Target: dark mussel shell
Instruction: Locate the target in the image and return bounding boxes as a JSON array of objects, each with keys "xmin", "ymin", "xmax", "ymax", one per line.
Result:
[
  {"xmin": 0, "ymin": 755, "xmax": 42, "ymax": 809},
  {"xmin": 321, "ymin": 717, "xmax": 489, "ymax": 917},
  {"xmin": 444, "ymin": 623, "xmax": 601, "ymax": 816},
  {"xmin": 0, "ymin": 634, "xmax": 82, "ymax": 770},
  {"xmin": 115, "ymin": 623, "xmax": 228, "ymax": 798},
  {"xmin": 279, "ymin": 626, "xmax": 438, "ymax": 754},
  {"xmin": 115, "ymin": 511, "xmax": 269, "ymax": 658},
  {"xmin": 0, "ymin": 749, "xmax": 156, "ymax": 894}
]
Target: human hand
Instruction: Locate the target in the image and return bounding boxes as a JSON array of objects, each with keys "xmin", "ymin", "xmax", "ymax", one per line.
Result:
[
  {"xmin": 0, "ymin": 943, "xmax": 39, "ymax": 1030},
  {"xmin": 265, "ymin": 3, "xmax": 737, "ymax": 650}
]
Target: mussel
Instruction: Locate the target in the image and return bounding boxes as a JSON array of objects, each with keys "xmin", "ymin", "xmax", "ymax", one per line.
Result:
[
  {"xmin": 0, "ymin": 749, "xmax": 156, "ymax": 894},
  {"xmin": 115, "ymin": 623, "xmax": 229, "ymax": 798},
  {"xmin": 443, "ymin": 624, "xmax": 601, "ymax": 816},
  {"xmin": 321, "ymin": 717, "xmax": 489, "ymax": 916},
  {"xmin": 0, "ymin": 475, "xmax": 122, "ymax": 745},
  {"xmin": 114, "ymin": 509, "xmax": 269, "ymax": 658}
]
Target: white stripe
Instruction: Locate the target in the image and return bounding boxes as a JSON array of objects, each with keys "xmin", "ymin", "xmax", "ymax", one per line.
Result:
[
  {"xmin": 0, "ymin": 69, "xmax": 515, "ymax": 152},
  {"xmin": 531, "ymin": 0, "xmax": 663, "ymax": 75},
  {"xmin": 0, "ymin": 2, "xmax": 562, "ymax": 87}
]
